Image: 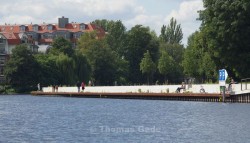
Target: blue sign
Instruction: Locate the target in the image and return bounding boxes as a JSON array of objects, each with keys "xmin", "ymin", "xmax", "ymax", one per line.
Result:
[
  {"xmin": 219, "ymin": 69, "xmax": 228, "ymax": 81},
  {"xmin": 219, "ymin": 70, "xmax": 225, "ymax": 81}
]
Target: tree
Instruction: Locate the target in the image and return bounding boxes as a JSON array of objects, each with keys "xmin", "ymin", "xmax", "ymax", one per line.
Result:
[
  {"xmin": 77, "ymin": 32, "xmax": 120, "ymax": 85},
  {"xmin": 92, "ymin": 19, "xmax": 127, "ymax": 58},
  {"xmin": 124, "ymin": 25, "xmax": 159, "ymax": 84},
  {"xmin": 160, "ymin": 17, "xmax": 183, "ymax": 44},
  {"xmin": 140, "ymin": 50, "xmax": 156, "ymax": 85},
  {"xmin": 49, "ymin": 37, "xmax": 74, "ymax": 57},
  {"xmin": 183, "ymin": 31, "xmax": 217, "ymax": 82},
  {"xmin": 73, "ymin": 53, "xmax": 91, "ymax": 84},
  {"xmin": 4, "ymin": 44, "xmax": 39, "ymax": 92},
  {"xmin": 105, "ymin": 20, "xmax": 127, "ymax": 57},
  {"xmin": 158, "ymin": 51, "xmax": 174, "ymax": 84},
  {"xmin": 35, "ymin": 54, "xmax": 61, "ymax": 86},
  {"xmin": 36, "ymin": 37, "xmax": 91, "ymax": 86},
  {"xmin": 182, "ymin": 32, "xmax": 201, "ymax": 78},
  {"xmin": 158, "ymin": 17, "xmax": 184, "ymax": 83},
  {"xmin": 199, "ymin": 0, "xmax": 250, "ymax": 78},
  {"xmin": 159, "ymin": 42, "xmax": 184, "ymax": 83},
  {"xmin": 56, "ymin": 53, "xmax": 75, "ymax": 85},
  {"xmin": 91, "ymin": 19, "xmax": 110, "ymax": 31}
]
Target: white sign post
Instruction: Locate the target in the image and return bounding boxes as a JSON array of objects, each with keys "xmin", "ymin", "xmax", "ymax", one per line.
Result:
[{"xmin": 219, "ymin": 69, "xmax": 228, "ymax": 102}]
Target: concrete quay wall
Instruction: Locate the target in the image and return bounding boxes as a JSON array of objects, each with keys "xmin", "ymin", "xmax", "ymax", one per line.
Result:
[{"xmin": 42, "ymin": 84, "xmax": 249, "ymax": 94}]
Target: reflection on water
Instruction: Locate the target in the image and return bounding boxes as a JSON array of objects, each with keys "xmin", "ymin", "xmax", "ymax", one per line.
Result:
[{"xmin": 0, "ymin": 95, "xmax": 250, "ymax": 143}]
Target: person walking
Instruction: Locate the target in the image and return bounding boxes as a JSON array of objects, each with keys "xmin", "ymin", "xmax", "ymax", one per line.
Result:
[
  {"xmin": 77, "ymin": 81, "xmax": 81, "ymax": 92},
  {"xmin": 81, "ymin": 81, "xmax": 85, "ymax": 92}
]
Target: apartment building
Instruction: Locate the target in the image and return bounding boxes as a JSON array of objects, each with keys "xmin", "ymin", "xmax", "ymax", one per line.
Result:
[{"xmin": 0, "ymin": 16, "xmax": 105, "ymax": 83}]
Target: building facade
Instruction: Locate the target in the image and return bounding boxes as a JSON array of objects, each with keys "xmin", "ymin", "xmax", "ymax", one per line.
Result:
[{"xmin": 0, "ymin": 16, "xmax": 105, "ymax": 83}]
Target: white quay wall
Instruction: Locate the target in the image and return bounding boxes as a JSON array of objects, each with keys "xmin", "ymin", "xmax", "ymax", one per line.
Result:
[{"xmin": 42, "ymin": 84, "xmax": 249, "ymax": 94}]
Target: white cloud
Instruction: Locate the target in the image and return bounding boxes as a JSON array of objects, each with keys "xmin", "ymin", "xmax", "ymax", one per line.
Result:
[
  {"xmin": 166, "ymin": 0, "xmax": 203, "ymax": 22},
  {"xmin": 124, "ymin": 14, "xmax": 163, "ymax": 34},
  {"xmin": 0, "ymin": 0, "xmax": 137, "ymax": 24},
  {"xmin": 0, "ymin": 0, "xmax": 204, "ymax": 46},
  {"xmin": 165, "ymin": 0, "xmax": 204, "ymax": 45},
  {"xmin": 124, "ymin": 0, "xmax": 203, "ymax": 45}
]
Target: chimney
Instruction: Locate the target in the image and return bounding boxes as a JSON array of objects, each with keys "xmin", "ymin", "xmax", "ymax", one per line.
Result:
[{"xmin": 58, "ymin": 16, "xmax": 69, "ymax": 28}]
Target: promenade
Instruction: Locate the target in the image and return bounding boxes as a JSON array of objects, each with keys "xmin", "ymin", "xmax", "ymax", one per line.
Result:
[{"xmin": 32, "ymin": 83, "xmax": 250, "ymax": 103}]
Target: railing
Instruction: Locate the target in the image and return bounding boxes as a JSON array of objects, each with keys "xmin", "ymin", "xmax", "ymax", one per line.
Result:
[{"xmin": 241, "ymin": 78, "xmax": 250, "ymax": 91}]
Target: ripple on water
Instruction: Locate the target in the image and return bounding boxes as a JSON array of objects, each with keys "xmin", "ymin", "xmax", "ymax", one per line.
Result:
[{"xmin": 0, "ymin": 95, "xmax": 250, "ymax": 143}]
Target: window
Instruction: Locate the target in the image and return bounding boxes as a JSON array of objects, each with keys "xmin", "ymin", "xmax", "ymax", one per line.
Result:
[
  {"xmin": 47, "ymin": 25, "xmax": 53, "ymax": 31},
  {"xmin": 47, "ymin": 34, "xmax": 53, "ymax": 39},
  {"xmin": 0, "ymin": 67, "xmax": 4, "ymax": 75},
  {"xmin": 20, "ymin": 25, "xmax": 26, "ymax": 32},
  {"xmin": 0, "ymin": 57, "xmax": 5, "ymax": 65},
  {"xmin": 74, "ymin": 32, "xmax": 82, "ymax": 39},
  {"xmin": 0, "ymin": 39, "xmax": 3, "ymax": 44},
  {"xmin": 80, "ymin": 24, "xmax": 85, "ymax": 30},
  {"xmin": 33, "ymin": 25, "xmax": 38, "ymax": 31}
]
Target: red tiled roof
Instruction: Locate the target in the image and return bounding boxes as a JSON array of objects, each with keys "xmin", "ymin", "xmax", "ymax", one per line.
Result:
[
  {"xmin": 0, "ymin": 32, "xmax": 21, "ymax": 45},
  {"xmin": 0, "ymin": 23, "xmax": 92, "ymax": 33},
  {"xmin": 0, "ymin": 20, "xmax": 106, "ymax": 43}
]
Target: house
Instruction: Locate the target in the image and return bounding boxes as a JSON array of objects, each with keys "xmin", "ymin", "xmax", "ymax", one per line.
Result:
[{"xmin": 0, "ymin": 16, "xmax": 105, "ymax": 83}]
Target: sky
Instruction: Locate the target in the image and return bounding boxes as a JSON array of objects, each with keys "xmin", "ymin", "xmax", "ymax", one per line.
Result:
[{"xmin": 0, "ymin": 0, "xmax": 204, "ymax": 46}]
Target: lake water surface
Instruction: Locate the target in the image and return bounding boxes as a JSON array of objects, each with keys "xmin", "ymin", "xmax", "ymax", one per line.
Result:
[{"xmin": 0, "ymin": 95, "xmax": 250, "ymax": 143}]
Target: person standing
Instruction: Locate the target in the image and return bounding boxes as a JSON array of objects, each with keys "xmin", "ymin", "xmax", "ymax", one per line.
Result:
[
  {"xmin": 88, "ymin": 80, "xmax": 92, "ymax": 86},
  {"xmin": 228, "ymin": 77, "xmax": 235, "ymax": 92},
  {"xmin": 55, "ymin": 85, "xmax": 58, "ymax": 92},
  {"xmin": 37, "ymin": 83, "xmax": 40, "ymax": 91},
  {"xmin": 77, "ymin": 81, "xmax": 81, "ymax": 92},
  {"xmin": 81, "ymin": 81, "xmax": 85, "ymax": 92}
]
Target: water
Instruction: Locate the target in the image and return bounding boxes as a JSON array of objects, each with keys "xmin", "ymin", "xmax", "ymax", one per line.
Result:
[{"xmin": 0, "ymin": 95, "xmax": 250, "ymax": 143}]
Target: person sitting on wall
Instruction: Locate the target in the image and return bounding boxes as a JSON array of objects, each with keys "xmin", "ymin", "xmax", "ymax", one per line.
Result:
[
  {"xmin": 176, "ymin": 82, "xmax": 185, "ymax": 93},
  {"xmin": 200, "ymin": 85, "xmax": 205, "ymax": 93}
]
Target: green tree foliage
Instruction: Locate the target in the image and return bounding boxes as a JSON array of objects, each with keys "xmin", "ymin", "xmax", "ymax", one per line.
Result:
[
  {"xmin": 94, "ymin": 20, "xmax": 129, "ymax": 84},
  {"xmin": 92, "ymin": 19, "xmax": 127, "ymax": 58},
  {"xmin": 35, "ymin": 37, "xmax": 91, "ymax": 87},
  {"xmin": 4, "ymin": 44, "xmax": 39, "ymax": 92},
  {"xmin": 91, "ymin": 19, "xmax": 110, "ymax": 31},
  {"xmin": 183, "ymin": 31, "xmax": 217, "ymax": 82},
  {"xmin": 55, "ymin": 53, "xmax": 75, "ymax": 85},
  {"xmin": 159, "ymin": 42, "xmax": 184, "ymax": 83},
  {"xmin": 73, "ymin": 53, "xmax": 91, "ymax": 84},
  {"xmin": 158, "ymin": 51, "xmax": 174, "ymax": 84},
  {"xmin": 160, "ymin": 17, "xmax": 183, "ymax": 44},
  {"xmin": 35, "ymin": 54, "xmax": 61, "ymax": 86},
  {"xmin": 140, "ymin": 50, "xmax": 156, "ymax": 84},
  {"xmin": 124, "ymin": 25, "xmax": 159, "ymax": 84},
  {"xmin": 77, "ymin": 32, "xmax": 120, "ymax": 85},
  {"xmin": 159, "ymin": 18, "xmax": 184, "ymax": 83},
  {"xmin": 105, "ymin": 20, "xmax": 127, "ymax": 57},
  {"xmin": 199, "ymin": 0, "xmax": 250, "ymax": 78},
  {"xmin": 49, "ymin": 37, "xmax": 74, "ymax": 57},
  {"xmin": 182, "ymin": 32, "xmax": 200, "ymax": 78}
]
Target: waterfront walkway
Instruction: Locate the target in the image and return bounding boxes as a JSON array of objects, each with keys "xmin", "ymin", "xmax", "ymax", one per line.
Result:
[{"xmin": 31, "ymin": 83, "xmax": 250, "ymax": 103}]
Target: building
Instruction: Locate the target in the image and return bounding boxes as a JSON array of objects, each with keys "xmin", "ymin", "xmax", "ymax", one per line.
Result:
[{"xmin": 0, "ymin": 16, "xmax": 105, "ymax": 83}]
